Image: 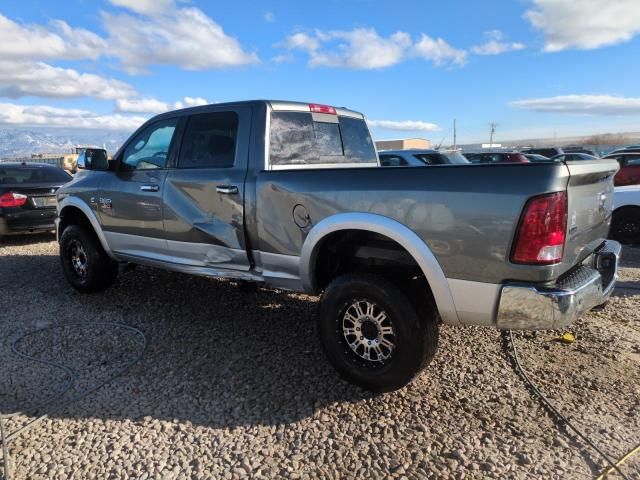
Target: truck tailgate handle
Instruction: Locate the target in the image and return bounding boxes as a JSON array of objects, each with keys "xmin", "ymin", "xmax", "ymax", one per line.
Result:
[
  {"xmin": 216, "ymin": 185, "xmax": 239, "ymax": 195},
  {"xmin": 140, "ymin": 184, "xmax": 159, "ymax": 192}
]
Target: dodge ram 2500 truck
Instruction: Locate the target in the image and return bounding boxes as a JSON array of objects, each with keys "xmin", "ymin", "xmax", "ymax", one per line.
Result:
[{"xmin": 55, "ymin": 100, "xmax": 621, "ymax": 392}]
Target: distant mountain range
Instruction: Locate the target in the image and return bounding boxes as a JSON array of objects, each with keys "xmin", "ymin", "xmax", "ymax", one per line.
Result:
[{"xmin": 0, "ymin": 128, "xmax": 131, "ymax": 158}]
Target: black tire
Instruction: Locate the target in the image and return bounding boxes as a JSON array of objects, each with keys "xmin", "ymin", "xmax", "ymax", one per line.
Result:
[
  {"xmin": 610, "ymin": 207, "xmax": 640, "ymax": 245},
  {"xmin": 59, "ymin": 224, "xmax": 118, "ymax": 293},
  {"xmin": 318, "ymin": 273, "xmax": 439, "ymax": 392}
]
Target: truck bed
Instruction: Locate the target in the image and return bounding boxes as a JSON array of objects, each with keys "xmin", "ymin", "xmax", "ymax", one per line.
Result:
[{"xmin": 253, "ymin": 160, "xmax": 618, "ymax": 286}]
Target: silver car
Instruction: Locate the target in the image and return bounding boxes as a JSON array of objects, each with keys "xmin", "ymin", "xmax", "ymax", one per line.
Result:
[{"xmin": 378, "ymin": 149, "xmax": 469, "ymax": 167}]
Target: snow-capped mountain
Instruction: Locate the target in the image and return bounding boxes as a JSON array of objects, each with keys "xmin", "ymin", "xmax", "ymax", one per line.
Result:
[{"xmin": 0, "ymin": 128, "xmax": 131, "ymax": 158}]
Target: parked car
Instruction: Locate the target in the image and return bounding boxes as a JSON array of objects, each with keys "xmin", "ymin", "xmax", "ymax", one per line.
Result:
[
  {"xmin": 603, "ymin": 152, "xmax": 640, "ymax": 186},
  {"xmin": 55, "ymin": 100, "xmax": 620, "ymax": 392},
  {"xmin": 523, "ymin": 154, "xmax": 551, "ymax": 162},
  {"xmin": 521, "ymin": 147, "xmax": 563, "ymax": 158},
  {"xmin": 0, "ymin": 162, "xmax": 72, "ymax": 239},
  {"xmin": 550, "ymin": 153, "xmax": 600, "ymax": 162},
  {"xmin": 465, "ymin": 152, "xmax": 529, "ymax": 163},
  {"xmin": 608, "ymin": 145, "xmax": 640, "ymax": 156},
  {"xmin": 563, "ymin": 146, "xmax": 597, "ymax": 156},
  {"xmin": 378, "ymin": 149, "xmax": 469, "ymax": 166},
  {"xmin": 611, "ymin": 185, "xmax": 640, "ymax": 244}
]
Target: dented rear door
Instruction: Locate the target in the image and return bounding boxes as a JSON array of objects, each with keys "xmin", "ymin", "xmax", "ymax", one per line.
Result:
[{"xmin": 162, "ymin": 105, "xmax": 252, "ymax": 270}]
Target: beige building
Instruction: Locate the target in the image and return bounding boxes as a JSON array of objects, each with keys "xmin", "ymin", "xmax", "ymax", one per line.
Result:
[{"xmin": 375, "ymin": 138, "xmax": 432, "ymax": 151}]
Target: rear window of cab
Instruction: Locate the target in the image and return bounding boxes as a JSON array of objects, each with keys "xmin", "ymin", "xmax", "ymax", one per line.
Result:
[{"xmin": 269, "ymin": 111, "xmax": 377, "ymax": 167}]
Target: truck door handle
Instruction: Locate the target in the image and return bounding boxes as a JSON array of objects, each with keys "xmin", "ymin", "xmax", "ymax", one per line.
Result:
[
  {"xmin": 140, "ymin": 184, "xmax": 159, "ymax": 192},
  {"xmin": 216, "ymin": 185, "xmax": 239, "ymax": 195}
]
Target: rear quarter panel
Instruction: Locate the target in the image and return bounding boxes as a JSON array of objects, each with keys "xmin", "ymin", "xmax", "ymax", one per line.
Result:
[{"xmin": 254, "ymin": 163, "xmax": 574, "ymax": 285}]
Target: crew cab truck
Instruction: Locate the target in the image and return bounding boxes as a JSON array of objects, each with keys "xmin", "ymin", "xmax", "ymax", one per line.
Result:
[{"xmin": 56, "ymin": 100, "xmax": 621, "ymax": 392}]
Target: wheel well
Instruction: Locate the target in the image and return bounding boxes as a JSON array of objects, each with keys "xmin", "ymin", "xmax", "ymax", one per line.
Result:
[
  {"xmin": 613, "ymin": 205, "xmax": 640, "ymax": 216},
  {"xmin": 312, "ymin": 229, "xmax": 435, "ymax": 307},
  {"xmin": 58, "ymin": 206, "xmax": 94, "ymax": 237}
]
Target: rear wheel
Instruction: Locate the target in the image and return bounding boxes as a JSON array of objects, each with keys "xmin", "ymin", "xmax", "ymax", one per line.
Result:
[
  {"xmin": 610, "ymin": 207, "xmax": 640, "ymax": 245},
  {"xmin": 318, "ymin": 273, "xmax": 439, "ymax": 392},
  {"xmin": 60, "ymin": 225, "xmax": 118, "ymax": 293}
]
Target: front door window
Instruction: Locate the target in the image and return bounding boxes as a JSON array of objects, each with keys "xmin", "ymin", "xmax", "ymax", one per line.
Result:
[{"xmin": 122, "ymin": 119, "xmax": 178, "ymax": 170}]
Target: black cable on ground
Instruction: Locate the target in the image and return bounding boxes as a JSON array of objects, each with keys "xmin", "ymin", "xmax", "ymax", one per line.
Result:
[
  {"xmin": 0, "ymin": 322, "xmax": 147, "ymax": 480},
  {"xmin": 505, "ymin": 330, "xmax": 631, "ymax": 480}
]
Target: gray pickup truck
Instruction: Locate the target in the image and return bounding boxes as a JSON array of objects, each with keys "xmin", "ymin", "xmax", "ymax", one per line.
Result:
[{"xmin": 56, "ymin": 100, "xmax": 621, "ymax": 392}]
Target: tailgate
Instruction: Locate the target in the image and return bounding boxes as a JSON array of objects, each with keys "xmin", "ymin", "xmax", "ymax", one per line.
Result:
[{"xmin": 563, "ymin": 159, "xmax": 619, "ymax": 268}]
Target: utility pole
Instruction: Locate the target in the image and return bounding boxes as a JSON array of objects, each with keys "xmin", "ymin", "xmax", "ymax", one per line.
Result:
[
  {"xmin": 453, "ymin": 119, "xmax": 457, "ymax": 150},
  {"xmin": 489, "ymin": 122, "xmax": 497, "ymax": 147}
]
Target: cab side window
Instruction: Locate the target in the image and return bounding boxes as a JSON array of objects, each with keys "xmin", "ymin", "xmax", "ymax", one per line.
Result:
[
  {"xmin": 122, "ymin": 119, "xmax": 178, "ymax": 170},
  {"xmin": 179, "ymin": 111, "xmax": 239, "ymax": 169}
]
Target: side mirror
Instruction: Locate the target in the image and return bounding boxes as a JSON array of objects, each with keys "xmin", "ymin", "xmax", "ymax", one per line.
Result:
[{"xmin": 77, "ymin": 148, "xmax": 109, "ymax": 171}]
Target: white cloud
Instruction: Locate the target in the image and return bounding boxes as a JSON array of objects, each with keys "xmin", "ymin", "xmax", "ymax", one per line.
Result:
[
  {"xmin": 182, "ymin": 96, "xmax": 208, "ymax": 107},
  {"xmin": 414, "ymin": 34, "xmax": 467, "ymax": 66},
  {"xmin": 368, "ymin": 119, "xmax": 442, "ymax": 132},
  {"xmin": 284, "ymin": 32, "xmax": 321, "ymax": 53},
  {"xmin": 0, "ymin": 103, "xmax": 147, "ymax": 130},
  {"xmin": 0, "ymin": 14, "xmax": 106, "ymax": 62},
  {"xmin": 510, "ymin": 95, "xmax": 640, "ymax": 115},
  {"xmin": 525, "ymin": 0, "xmax": 640, "ymax": 52},
  {"xmin": 471, "ymin": 30, "xmax": 525, "ymax": 55},
  {"xmin": 264, "ymin": 11, "xmax": 275, "ymax": 22},
  {"xmin": 284, "ymin": 29, "xmax": 464, "ymax": 69},
  {"xmin": 0, "ymin": 61, "xmax": 136, "ymax": 99},
  {"xmin": 0, "ymin": 7, "xmax": 258, "ymax": 74},
  {"xmin": 108, "ymin": 0, "xmax": 175, "ymax": 16},
  {"xmin": 103, "ymin": 6, "xmax": 259, "ymax": 73},
  {"xmin": 115, "ymin": 96, "xmax": 209, "ymax": 113},
  {"xmin": 115, "ymin": 98, "xmax": 174, "ymax": 114},
  {"xmin": 310, "ymin": 29, "xmax": 411, "ymax": 69}
]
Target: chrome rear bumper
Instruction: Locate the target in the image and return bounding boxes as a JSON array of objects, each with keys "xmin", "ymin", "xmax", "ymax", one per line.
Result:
[{"xmin": 496, "ymin": 240, "xmax": 621, "ymax": 330}]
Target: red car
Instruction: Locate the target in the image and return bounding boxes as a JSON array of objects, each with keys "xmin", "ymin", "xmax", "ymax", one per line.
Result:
[{"xmin": 603, "ymin": 152, "xmax": 640, "ymax": 186}]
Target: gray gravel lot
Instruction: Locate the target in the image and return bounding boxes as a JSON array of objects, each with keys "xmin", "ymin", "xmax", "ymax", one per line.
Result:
[{"xmin": 1, "ymin": 234, "xmax": 639, "ymax": 479}]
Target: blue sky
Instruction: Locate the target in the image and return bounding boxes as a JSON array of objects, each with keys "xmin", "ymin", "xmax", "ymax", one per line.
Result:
[{"xmin": 1, "ymin": 0, "xmax": 640, "ymax": 143}]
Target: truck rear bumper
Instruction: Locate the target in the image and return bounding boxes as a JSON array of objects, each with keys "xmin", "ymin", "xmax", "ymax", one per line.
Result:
[{"xmin": 496, "ymin": 240, "xmax": 621, "ymax": 330}]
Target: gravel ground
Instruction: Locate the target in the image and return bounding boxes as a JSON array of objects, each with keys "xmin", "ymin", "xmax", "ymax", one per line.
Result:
[{"xmin": 0, "ymin": 234, "xmax": 639, "ymax": 480}]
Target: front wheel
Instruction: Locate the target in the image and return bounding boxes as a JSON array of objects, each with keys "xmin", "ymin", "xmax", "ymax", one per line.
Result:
[
  {"xmin": 610, "ymin": 207, "xmax": 640, "ymax": 245},
  {"xmin": 60, "ymin": 225, "xmax": 118, "ymax": 293},
  {"xmin": 318, "ymin": 273, "xmax": 439, "ymax": 392}
]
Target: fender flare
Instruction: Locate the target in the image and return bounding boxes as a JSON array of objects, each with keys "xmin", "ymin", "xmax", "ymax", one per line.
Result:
[
  {"xmin": 299, "ymin": 212, "xmax": 460, "ymax": 325},
  {"xmin": 57, "ymin": 197, "xmax": 115, "ymax": 259}
]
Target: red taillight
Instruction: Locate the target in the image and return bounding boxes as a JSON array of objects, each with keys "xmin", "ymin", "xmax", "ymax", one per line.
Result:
[
  {"xmin": 309, "ymin": 103, "xmax": 336, "ymax": 115},
  {"xmin": 511, "ymin": 192, "xmax": 567, "ymax": 265},
  {"xmin": 0, "ymin": 192, "xmax": 28, "ymax": 208}
]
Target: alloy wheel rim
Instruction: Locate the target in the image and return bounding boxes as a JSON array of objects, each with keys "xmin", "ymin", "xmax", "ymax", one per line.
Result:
[
  {"xmin": 342, "ymin": 299, "xmax": 395, "ymax": 364},
  {"xmin": 69, "ymin": 240, "xmax": 88, "ymax": 278}
]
